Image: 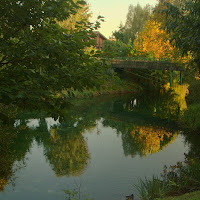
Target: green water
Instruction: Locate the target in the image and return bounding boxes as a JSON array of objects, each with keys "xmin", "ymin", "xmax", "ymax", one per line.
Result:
[{"xmin": 0, "ymin": 85, "xmax": 195, "ymax": 200}]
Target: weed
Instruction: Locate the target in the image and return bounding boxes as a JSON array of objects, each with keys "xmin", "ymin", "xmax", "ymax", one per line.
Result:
[{"xmin": 134, "ymin": 175, "xmax": 169, "ymax": 200}]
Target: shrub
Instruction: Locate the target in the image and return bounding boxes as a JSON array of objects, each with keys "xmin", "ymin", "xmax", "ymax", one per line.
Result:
[
  {"xmin": 182, "ymin": 104, "xmax": 200, "ymax": 130},
  {"xmin": 134, "ymin": 176, "xmax": 169, "ymax": 200}
]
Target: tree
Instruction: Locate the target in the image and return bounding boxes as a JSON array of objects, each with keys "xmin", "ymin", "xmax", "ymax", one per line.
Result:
[
  {"xmin": 102, "ymin": 40, "xmax": 135, "ymax": 58},
  {"xmin": 114, "ymin": 4, "xmax": 152, "ymax": 43},
  {"xmin": 113, "ymin": 22, "xmax": 127, "ymax": 43},
  {"xmin": 134, "ymin": 16, "xmax": 175, "ymax": 59},
  {"xmin": 156, "ymin": 0, "xmax": 200, "ymax": 70},
  {"xmin": 0, "ymin": 0, "xmax": 106, "ymax": 118},
  {"xmin": 57, "ymin": 0, "xmax": 91, "ymax": 30}
]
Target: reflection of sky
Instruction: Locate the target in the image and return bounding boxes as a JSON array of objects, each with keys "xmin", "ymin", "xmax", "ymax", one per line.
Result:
[
  {"xmin": 26, "ymin": 119, "xmax": 40, "ymax": 129},
  {"xmin": 15, "ymin": 118, "xmax": 60, "ymax": 132},
  {"xmin": 45, "ymin": 118, "xmax": 60, "ymax": 132},
  {"xmin": 88, "ymin": 0, "xmax": 158, "ymax": 38}
]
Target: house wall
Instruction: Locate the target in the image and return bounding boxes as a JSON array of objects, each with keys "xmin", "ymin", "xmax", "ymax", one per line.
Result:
[{"xmin": 95, "ymin": 33, "xmax": 107, "ymax": 49}]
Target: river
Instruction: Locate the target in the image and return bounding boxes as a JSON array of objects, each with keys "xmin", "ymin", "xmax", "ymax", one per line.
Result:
[{"xmin": 0, "ymin": 84, "xmax": 193, "ymax": 200}]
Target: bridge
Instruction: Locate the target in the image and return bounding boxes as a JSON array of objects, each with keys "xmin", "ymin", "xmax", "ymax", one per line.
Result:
[{"xmin": 110, "ymin": 58, "xmax": 185, "ymax": 86}]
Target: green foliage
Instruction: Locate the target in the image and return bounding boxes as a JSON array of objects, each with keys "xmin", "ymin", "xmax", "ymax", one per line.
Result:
[
  {"xmin": 134, "ymin": 176, "xmax": 169, "ymax": 200},
  {"xmin": 113, "ymin": 4, "xmax": 152, "ymax": 43},
  {"xmin": 156, "ymin": 191, "xmax": 200, "ymax": 200},
  {"xmin": 156, "ymin": 0, "xmax": 200, "ymax": 70},
  {"xmin": 0, "ymin": 103, "xmax": 17, "ymax": 124},
  {"xmin": 186, "ymin": 79, "xmax": 200, "ymax": 104},
  {"xmin": 181, "ymin": 79, "xmax": 200, "ymax": 130},
  {"xmin": 161, "ymin": 155, "xmax": 200, "ymax": 195},
  {"xmin": 182, "ymin": 104, "xmax": 200, "ymax": 130},
  {"xmin": 0, "ymin": 0, "xmax": 106, "ymax": 118},
  {"xmin": 63, "ymin": 188, "xmax": 94, "ymax": 200},
  {"xmin": 102, "ymin": 40, "xmax": 136, "ymax": 58},
  {"xmin": 135, "ymin": 154, "xmax": 200, "ymax": 200},
  {"xmin": 57, "ymin": 0, "xmax": 91, "ymax": 30}
]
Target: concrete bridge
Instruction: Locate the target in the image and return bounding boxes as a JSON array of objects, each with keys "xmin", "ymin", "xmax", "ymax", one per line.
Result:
[{"xmin": 110, "ymin": 59, "xmax": 185, "ymax": 86}]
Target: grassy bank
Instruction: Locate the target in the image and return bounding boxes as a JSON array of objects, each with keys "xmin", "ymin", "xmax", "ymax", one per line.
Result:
[
  {"xmin": 156, "ymin": 191, "xmax": 200, "ymax": 200},
  {"xmin": 60, "ymin": 78, "xmax": 142, "ymax": 98},
  {"xmin": 134, "ymin": 155, "xmax": 200, "ymax": 199}
]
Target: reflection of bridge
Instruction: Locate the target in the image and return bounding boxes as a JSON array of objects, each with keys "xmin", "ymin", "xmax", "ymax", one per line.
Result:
[{"xmin": 110, "ymin": 58, "xmax": 185, "ymax": 86}]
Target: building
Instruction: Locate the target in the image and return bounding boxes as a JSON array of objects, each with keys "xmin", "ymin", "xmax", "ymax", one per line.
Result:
[{"xmin": 93, "ymin": 31, "xmax": 107, "ymax": 50}]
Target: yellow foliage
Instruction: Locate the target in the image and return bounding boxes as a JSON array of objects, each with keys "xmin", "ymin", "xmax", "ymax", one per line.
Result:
[
  {"xmin": 0, "ymin": 177, "xmax": 8, "ymax": 192},
  {"xmin": 134, "ymin": 17, "xmax": 174, "ymax": 59},
  {"xmin": 131, "ymin": 126, "xmax": 178, "ymax": 155},
  {"xmin": 164, "ymin": 83, "xmax": 189, "ymax": 111},
  {"xmin": 57, "ymin": 0, "xmax": 91, "ymax": 30},
  {"xmin": 48, "ymin": 129, "xmax": 90, "ymax": 177}
]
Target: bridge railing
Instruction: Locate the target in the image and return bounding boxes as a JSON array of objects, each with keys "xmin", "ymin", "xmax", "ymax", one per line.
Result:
[
  {"xmin": 113, "ymin": 57, "xmax": 171, "ymax": 62},
  {"xmin": 109, "ymin": 58, "xmax": 185, "ymax": 71}
]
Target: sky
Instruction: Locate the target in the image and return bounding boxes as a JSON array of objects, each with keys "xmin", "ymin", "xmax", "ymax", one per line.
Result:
[{"xmin": 88, "ymin": 0, "xmax": 158, "ymax": 38}]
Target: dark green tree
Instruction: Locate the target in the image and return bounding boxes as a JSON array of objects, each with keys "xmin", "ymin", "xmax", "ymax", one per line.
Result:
[
  {"xmin": 113, "ymin": 22, "xmax": 128, "ymax": 43},
  {"xmin": 156, "ymin": 0, "xmax": 200, "ymax": 71},
  {"xmin": 57, "ymin": 0, "xmax": 91, "ymax": 29},
  {"xmin": 102, "ymin": 40, "xmax": 134, "ymax": 58},
  {"xmin": 0, "ymin": 0, "xmax": 106, "ymax": 117},
  {"xmin": 114, "ymin": 4, "xmax": 152, "ymax": 43}
]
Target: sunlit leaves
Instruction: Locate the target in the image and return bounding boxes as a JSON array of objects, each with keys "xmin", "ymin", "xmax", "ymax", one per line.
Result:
[
  {"xmin": 156, "ymin": 0, "xmax": 200, "ymax": 70},
  {"xmin": 134, "ymin": 17, "xmax": 175, "ymax": 59}
]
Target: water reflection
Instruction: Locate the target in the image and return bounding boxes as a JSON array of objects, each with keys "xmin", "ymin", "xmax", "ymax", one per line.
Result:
[
  {"xmin": 0, "ymin": 84, "xmax": 191, "ymax": 196},
  {"xmin": 0, "ymin": 126, "xmax": 31, "ymax": 192},
  {"xmin": 45, "ymin": 128, "xmax": 90, "ymax": 177},
  {"xmin": 131, "ymin": 126, "xmax": 178, "ymax": 155}
]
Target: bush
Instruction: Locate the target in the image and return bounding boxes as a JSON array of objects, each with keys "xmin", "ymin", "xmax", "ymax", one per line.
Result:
[
  {"xmin": 182, "ymin": 104, "xmax": 200, "ymax": 130},
  {"xmin": 186, "ymin": 80, "xmax": 200, "ymax": 104},
  {"xmin": 134, "ymin": 176, "xmax": 169, "ymax": 200},
  {"xmin": 134, "ymin": 154, "xmax": 200, "ymax": 199}
]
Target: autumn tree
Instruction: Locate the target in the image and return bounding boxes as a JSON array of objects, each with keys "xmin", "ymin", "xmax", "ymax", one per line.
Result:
[
  {"xmin": 134, "ymin": 16, "xmax": 175, "ymax": 59},
  {"xmin": 155, "ymin": 0, "xmax": 200, "ymax": 70}
]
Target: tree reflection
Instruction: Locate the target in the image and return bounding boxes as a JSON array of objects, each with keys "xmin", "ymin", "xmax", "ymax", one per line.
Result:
[
  {"xmin": 131, "ymin": 126, "xmax": 178, "ymax": 155},
  {"xmin": 102, "ymin": 84, "xmax": 188, "ymax": 157},
  {"xmin": 44, "ymin": 128, "xmax": 90, "ymax": 177},
  {"xmin": 0, "ymin": 125, "xmax": 33, "ymax": 191},
  {"xmin": 0, "ymin": 84, "xmax": 189, "ymax": 191},
  {"xmin": 0, "ymin": 126, "xmax": 14, "ymax": 191}
]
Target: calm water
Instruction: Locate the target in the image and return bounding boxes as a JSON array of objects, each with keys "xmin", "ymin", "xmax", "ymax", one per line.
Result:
[{"xmin": 0, "ymin": 84, "xmax": 191, "ymax": 200}]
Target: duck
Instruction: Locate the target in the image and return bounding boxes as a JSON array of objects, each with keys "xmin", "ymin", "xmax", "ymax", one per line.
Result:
[{"xmin": 126, "ymin": 194, "xmax": 134, "ymax": 200}]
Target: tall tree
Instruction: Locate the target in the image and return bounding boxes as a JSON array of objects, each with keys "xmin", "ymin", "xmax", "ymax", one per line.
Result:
[
  {"xmin": 134, "ymin": 16, "xmax": 180, "ymax": 60},
  {"xmin": 155, "ymin": 0, "xmax": 200, "ymax": 70},
  {"xmin": 57, "ymin": 0, "xmax": 91, "ymax": 30},
  {"xmin": 0, "ymin": 0, "xmax": 106, "ymax": 119},
  {"xmin": 114, "ymin": 4, "xmax": 152, "ymax": 43}
]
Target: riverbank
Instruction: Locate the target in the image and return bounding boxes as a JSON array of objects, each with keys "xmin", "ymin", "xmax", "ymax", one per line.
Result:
[
  {"xmin": 156, "ymin": 191, "xmax": 200, "ymax": 200},
  {"xmin": 60, "ymin": 78, "xmax": 142, "ymax": 98},
  {"xmin": 134, "ymin": 78, "xmax": 200, "ymax": 200}
]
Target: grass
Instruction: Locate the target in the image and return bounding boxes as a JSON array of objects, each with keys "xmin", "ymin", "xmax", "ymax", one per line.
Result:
[
  {"xmin": 134, "ymin": 176, "xmax": 169, "ymax": 200},
  {"xmin": 134, "ymin": 154, "xmax": 200, "ymax": 200},
  {"xmin": 156, "ymin": 191, "xmax": 200, "ymax": 200}
]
